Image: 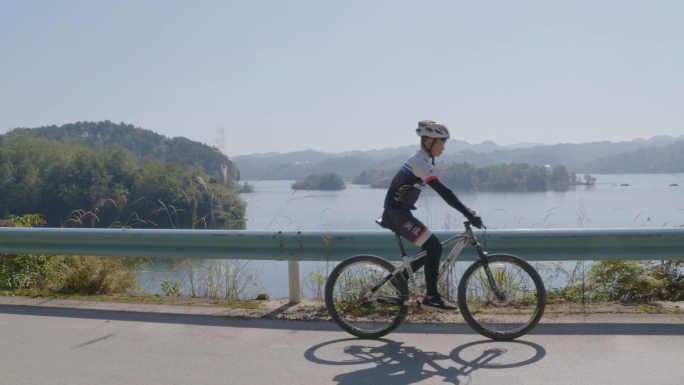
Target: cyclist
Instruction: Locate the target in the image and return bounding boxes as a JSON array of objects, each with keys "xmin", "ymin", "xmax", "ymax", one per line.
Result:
[{"xmin": 382, "ymin": 120, "xmax": 483, "ymax": 311}]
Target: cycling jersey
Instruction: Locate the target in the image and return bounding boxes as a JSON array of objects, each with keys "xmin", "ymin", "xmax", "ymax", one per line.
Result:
[
  {"xmin": 383, "ymin": 150, "xmax": 437, "ymax": 210},
  {"xmin": 383, "ymin": 149, "xmax": 474, "ymax": 219}
]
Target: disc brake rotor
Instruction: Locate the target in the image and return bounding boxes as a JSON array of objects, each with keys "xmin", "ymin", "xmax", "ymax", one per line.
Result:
[{"xmin": 488, "ymin": 288, "xmax": 513, "ymax": 306}]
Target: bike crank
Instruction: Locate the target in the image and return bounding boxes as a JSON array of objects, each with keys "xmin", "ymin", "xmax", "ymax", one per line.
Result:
[{"xmin": 411, "ymin": 296, "xmax": 427, "ymax": 314}]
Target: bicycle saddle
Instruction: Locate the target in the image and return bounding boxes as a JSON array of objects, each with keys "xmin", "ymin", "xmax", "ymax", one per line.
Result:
[{"xmin": 375, "ymin": 217, "xmax": 400, "ymax": 234}]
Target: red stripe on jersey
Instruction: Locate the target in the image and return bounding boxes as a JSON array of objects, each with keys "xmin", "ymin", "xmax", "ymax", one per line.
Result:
[
  {"xmin": 424, "ymin": 176, "xmax": 438, "ymax": 183},
  {"xmin": 413, "ymin": 228, "xmax": 428, "ymax": 244}
]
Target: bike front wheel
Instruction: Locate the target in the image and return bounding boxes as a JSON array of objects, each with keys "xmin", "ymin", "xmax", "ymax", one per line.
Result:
[
  {"xmin": 458, "ymin": 254, "xmax": 546, "ymax": 340},
  {"xmin": 325, "ymin": 255, "xmax": 409, "ymax": 339}
]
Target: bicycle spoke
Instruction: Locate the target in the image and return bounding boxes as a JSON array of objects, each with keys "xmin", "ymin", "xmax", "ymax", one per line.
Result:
[
  {"xmin": 326, "ymin": 255, "xmax": 408, "ymax": 338},
  {"xmin": 459, "ymin": 255, "xmax": 545, "ymax": 340}
]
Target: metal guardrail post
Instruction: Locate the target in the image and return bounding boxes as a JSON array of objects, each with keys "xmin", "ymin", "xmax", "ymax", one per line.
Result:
[{"xmin": 288, "ymin": 261, "xmax": 300, "ymax": 304}]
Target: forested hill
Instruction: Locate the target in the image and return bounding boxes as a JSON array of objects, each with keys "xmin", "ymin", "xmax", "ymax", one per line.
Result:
[
  {"xmin": 582, "ymin": 141, "xmax": 684, "ymax": 173},
  {"xmin": 12, "ymin": 121, "xmax": 239, "ymax": 185},
  {"xmin": 0, "ymin": 131, "xmax": 245, "ymax": 228}
]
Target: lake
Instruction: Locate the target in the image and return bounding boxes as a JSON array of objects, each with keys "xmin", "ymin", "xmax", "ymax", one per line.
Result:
[
  {"xmin": 236, "ymin": 173, "xmax": 684, "ymax": 298},
  {"xmin": 242, "ymin": 174, "xmax": 684, "ymax": 231},
  {"xmin": 138, "ymin": 173, "xmax": 684, "ymax": 298}
]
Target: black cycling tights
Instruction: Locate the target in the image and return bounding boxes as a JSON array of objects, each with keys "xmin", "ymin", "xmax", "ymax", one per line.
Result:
[{"xmin": 409, "ymin": 234, "xmax": 442, "ymax": 297}]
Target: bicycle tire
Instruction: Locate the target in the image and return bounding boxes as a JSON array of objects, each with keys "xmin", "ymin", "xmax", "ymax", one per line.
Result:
[
  {"xmin": 325, "ymin": 255, "xmax": 409, "ymax": 339},
  {"xmin": 457, "ymin": 254, "xmax": 546, "ymax": 340}
]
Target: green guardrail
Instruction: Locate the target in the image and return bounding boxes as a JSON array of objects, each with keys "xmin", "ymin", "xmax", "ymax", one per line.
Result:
[
  {"xmin": 2, "ymin": 227, "xmax": 682, "ymax": 303},
  {"xmin": 1, "ymin": 227, "xmax": 683, "ymax": 261}
]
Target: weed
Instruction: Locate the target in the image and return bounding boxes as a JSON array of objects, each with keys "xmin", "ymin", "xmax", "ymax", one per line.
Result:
[
  {"xmin": 301, "ymin": 263, "xmax": 330, "ymax": 300},
  {"xmin": 134, "ymin": 258, "xmax": 263, "ymax": 300},
  {"xmin": 161, "ymin": 278, "xmax": 182, "ymax": 296},
  {"xmin": 575, "ymin": 198, "xmax": 592, "ymax": 228}
]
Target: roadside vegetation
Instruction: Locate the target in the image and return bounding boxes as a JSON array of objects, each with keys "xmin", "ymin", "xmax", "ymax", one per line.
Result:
[
  {"xmin": 541, "ymin": 260, "xmax": 684, "ymax": 303},
  {"xmin": 0, "ymin": 215, "xmax": 135, "ymax": 295},
  {"xmin": 1, "ymin": 215, "xmax": 263, "ymax": 303},
  {"xmin": 4, "ymin": 213, "xmax": 683, "ymax": 310}
]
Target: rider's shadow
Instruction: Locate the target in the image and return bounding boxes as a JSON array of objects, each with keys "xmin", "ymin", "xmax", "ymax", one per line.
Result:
[{"xmin": 304, "ymin": 338, "xmax": 546, "ymax": 385}]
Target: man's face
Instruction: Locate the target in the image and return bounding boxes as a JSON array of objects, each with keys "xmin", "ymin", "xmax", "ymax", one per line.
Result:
[{"xmin": 428, "ymin": 138, "xmax": 446, "ymax": 157}]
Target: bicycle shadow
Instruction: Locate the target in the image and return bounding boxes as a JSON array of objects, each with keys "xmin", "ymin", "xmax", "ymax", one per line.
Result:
[{"xmin": 304, "ymin": 338, "xmax": 546, "ymax": 385}]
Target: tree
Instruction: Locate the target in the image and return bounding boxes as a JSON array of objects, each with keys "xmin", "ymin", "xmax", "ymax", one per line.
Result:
[
  {"xmin": 292, "ymin": 173, "xmax": 346, "ymax": 190},
  {"xmin": 0, "ymin": 132, "xmax": 246, "ymax": 228},
  {"xmin": 551, "ymin": 165, "xmax": 569, "ymax": 183},
  {"xmin": 14, "ymin": 121, "xmax": 243, "ymax": 188}
]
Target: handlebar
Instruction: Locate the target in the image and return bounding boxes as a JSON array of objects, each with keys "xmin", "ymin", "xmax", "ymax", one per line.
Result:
[{"xmin": 464, "ymin": 221, "xmax": 487, "ymax": 230}]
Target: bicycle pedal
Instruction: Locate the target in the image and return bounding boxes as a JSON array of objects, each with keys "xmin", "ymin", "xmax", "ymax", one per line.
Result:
[{"xmin": 410, "ymin": 295, "xmax": 428, "ymax": 315}]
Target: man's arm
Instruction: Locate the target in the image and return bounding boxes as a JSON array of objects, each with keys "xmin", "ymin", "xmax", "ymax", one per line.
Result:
[{"xmin": 426, "ymin": 178, "xmax": 475, "ymax": 219}]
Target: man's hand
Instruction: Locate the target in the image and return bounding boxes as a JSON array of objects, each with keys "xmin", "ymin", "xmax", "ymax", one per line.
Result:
[{"xmin": 470, "ymin": 215, "xmax": 484, "ymax": 229}]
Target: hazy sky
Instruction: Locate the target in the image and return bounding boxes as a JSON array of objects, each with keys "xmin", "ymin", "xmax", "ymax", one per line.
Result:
[{"xmin": 2, "ymin": 1, "xmax": 683, "ymax": 155}]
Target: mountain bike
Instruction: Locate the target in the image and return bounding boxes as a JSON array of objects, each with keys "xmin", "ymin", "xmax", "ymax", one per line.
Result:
[{"xmin": 324, "ymin": 219, "xmax": 546, "ymax": 340}]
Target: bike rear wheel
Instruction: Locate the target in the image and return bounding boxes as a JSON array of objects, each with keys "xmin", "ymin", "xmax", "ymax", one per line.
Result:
[
  {"xmin": 325, "ymin": 255, "xmax": 409, "ymax": 339},
  {"xmin": 458, "ymin": 254, "xmax": 546, "ymax": 340}
]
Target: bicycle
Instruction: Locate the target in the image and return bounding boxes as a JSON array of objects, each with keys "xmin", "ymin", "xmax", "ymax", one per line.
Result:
[{"xmin": 324, "ymin": 218, "xmax": 546, "ymax": 340}]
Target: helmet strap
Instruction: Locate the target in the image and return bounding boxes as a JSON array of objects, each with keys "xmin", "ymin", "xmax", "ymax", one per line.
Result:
[
  {"xmin": 421, "ymin": 137, "xmax": 438, "ymax": 165},
  {"xmin": 427, "ymin": 139, "xmax": 436, "ymax": 166}
]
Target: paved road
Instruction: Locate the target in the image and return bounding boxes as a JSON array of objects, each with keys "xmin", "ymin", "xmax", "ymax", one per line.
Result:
[{"xmin": 1, "ymin": 299, "xmax": 683, "ymax": 385}]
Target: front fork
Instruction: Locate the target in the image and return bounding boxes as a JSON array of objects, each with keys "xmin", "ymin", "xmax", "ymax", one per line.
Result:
[{"xmin": 473, "ymin": 241, "xmax": 506, "ymax": 302}]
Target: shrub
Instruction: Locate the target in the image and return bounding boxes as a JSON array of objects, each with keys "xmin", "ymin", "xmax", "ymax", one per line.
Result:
[
  {"xmin": 1, "ymin": 214, "xmax": 135, "ymax": 294},
  {"xmin": 547, "ymin": 260, "xmax": 684, "ymax": 302},
  {"xmin": 59, "ymin": 256, "xmax": 135, "ymax": 294}
]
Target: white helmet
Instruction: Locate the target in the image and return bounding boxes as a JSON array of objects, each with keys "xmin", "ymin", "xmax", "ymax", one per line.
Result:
[{"xmin": 415, "ymin": 120, "xmax": 450, "ymax": 139}]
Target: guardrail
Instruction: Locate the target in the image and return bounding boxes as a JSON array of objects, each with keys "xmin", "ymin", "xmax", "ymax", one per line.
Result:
[{"xmin": 2, "ymin": 227, "xmax": 683, "ymax": 303}]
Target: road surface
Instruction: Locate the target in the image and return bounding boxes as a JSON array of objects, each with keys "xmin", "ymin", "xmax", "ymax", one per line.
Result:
[{"xmin": 1, "ymin": 298, "xmax": 683, "ymax": 385}]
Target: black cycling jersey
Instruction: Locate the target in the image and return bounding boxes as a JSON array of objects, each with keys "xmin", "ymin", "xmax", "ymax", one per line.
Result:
[
  {"xmin": 383, "ymin": 150, "xmax": 474, "ymax": 218},
  {"xmin": 383, "ymin": 150, "xmax": 438, "ymax": 210}
]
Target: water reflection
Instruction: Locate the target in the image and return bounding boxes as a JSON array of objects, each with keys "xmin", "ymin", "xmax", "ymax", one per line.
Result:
[{"xmin": 464, "ymin": 183, "xmax": 595, "ymax": 193}]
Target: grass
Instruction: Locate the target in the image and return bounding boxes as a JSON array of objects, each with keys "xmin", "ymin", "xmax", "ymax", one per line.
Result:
[
  {"xmin": 1, "ymin": 289, "xmax": 261, "ymax": 309},
  {"xmin": 210, "ymin": 301, "xmax": 260, "ymax": 309}
]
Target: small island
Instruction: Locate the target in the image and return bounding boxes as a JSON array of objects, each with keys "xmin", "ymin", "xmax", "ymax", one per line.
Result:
[
  {"xmin": 292, "ymin": 172, "xmax": 346, "ymax": 190},
  {"xmin": 353, "ymin": 163, "xmax": 597, "ymax": 189}
]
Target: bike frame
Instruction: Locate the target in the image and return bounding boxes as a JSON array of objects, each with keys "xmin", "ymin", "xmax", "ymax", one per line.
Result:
[{"xmin": 372, "ymin": 223, "xmax": 503, "ymax": 301}]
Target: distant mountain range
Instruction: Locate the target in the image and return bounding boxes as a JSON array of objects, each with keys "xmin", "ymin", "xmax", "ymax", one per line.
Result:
[
  {"xmin": 8, "ymin": 121, "xmax": 682, "ymax": 181},
  {"xmin": 234, "ymin": 135, "xmax": 684, "ymax": 178},
  {"xmin": 583, "ymin": 140, "xmax": 684, "ymax": 173},
  {"xmin": 236, "ymin": 140, "xmax": 546, "ymax": 164}
]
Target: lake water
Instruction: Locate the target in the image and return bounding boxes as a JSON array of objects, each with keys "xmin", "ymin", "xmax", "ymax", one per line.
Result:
[
  {"xmin": 236, "ymin": 174, "xmax": 684, "ymax": 298},
  {"xmin": 138, "ymin": 173, "xmax": 684, "ymax": 298},
  {"xmin": 242, "ymin": 175, "xmax": 684, "ymax": 231}
]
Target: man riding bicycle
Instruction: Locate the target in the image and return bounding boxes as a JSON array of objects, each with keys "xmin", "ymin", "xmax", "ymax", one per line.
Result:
[{"xmin": 382, "ymin": 120, "xmax": 483, "ymax": 311}]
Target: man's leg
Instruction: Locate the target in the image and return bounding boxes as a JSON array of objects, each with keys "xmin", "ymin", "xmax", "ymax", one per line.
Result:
[
  {"xmin": 420, "ymin": 234, "xmax": 443, "ymax": 297},
  {"xmin": 420, "ymin": 233, "xmax": 457, "ymax": 310},
  {"xmin": 382, "ymin": 209, "xmax": 435, "ymax": 280},
  {"xmin": 382, "ymin": 209, "xmax": 456, "ymax": 311}
]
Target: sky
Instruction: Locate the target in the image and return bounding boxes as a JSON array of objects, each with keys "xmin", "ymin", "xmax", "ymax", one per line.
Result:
[{"xmin": 1, "ymin": 0, "xmax": 683, "ymax": 156}]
